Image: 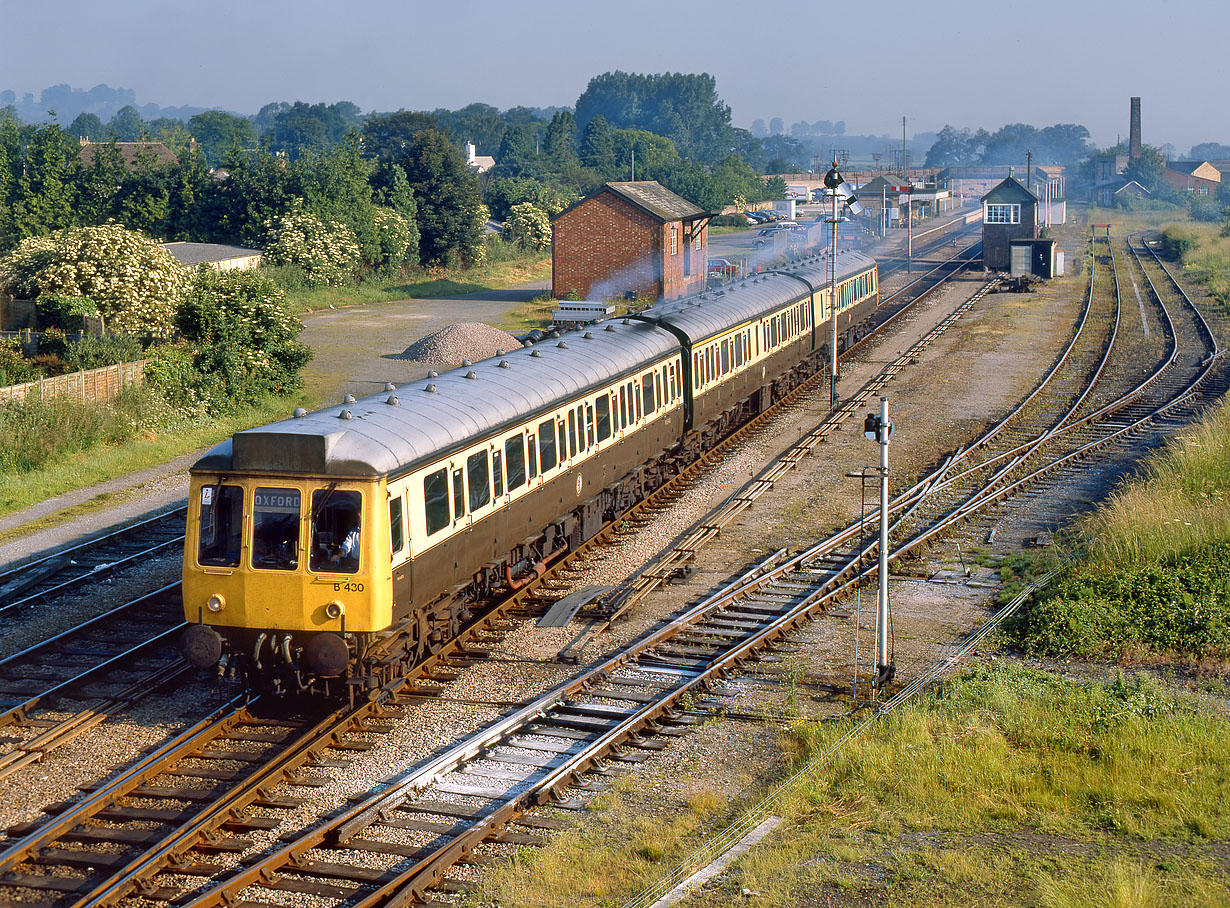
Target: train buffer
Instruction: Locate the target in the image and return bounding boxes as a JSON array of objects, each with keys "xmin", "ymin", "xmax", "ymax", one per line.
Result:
[{"xmin": 538, "ymin": 585, "xmax": 611, "ymax": 627}]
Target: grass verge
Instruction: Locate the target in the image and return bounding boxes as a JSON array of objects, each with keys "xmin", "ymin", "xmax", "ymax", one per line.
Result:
[{"xmin": 466, "ymin": 664, "xmax": 1230, "ymax": 908}]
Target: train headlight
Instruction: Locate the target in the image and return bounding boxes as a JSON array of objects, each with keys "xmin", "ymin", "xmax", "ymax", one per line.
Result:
[
  {"xmin": 325, "ymin": 600, "xmax": 345, "ymax": 620},
  {"xmin": 206, "ymin": 594, "xmax": 226, "ymax": 613}
]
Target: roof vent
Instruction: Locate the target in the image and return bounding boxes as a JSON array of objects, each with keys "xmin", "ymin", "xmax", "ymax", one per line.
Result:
[
  {"xmin": 384, "ymin": 382, "xmax": 397, "ymax": 392},
  {"xmin": 524, "ymin": 340, "xmax": 534, "ymax": 347},
  {"xmin": 557, "ymin": 341, "xmax": 568, "ymax": 349},
  {"xmin": 531, "ymin": 350, "xmax": 542, "ymax": 358},
  {"xmin": 428, "ymin": 370, "xmax": 438, "ymax": 378},
  {"xmin": 605, "ymin": 324, "xmax": 615, "ymax": 332},
  {"xmin": 496, "ymin": 349, "xmax": 506, "ymax": 357},
  {"xmin": 462, "ymin": 359, "xmax": 472, "ymax": 367},
  {"xmin": 583, "ymin": 332, "xmax": 593, "ymax": 339},
  {"xmin": 465, "ymin": 370, "xmax": 477, "ymax": 379},
  {"xmin": 498, "ymin": 359, "xmax": 510, "ymax": 368},
  {"xmin": 424, "ymin": 383, "xmax": 438, "ymax": 393},
  {"xmin": 550, "ymin": 330, "xmax": 561, "ymax": 338},
  {"xmin": 344, "ymin": 394, "xmax": 356, "ymax": 404},
  {"xmin": 385, "ymin": 395, "xmax": 399, "ymax": 406},
  {"xmin": 339, "ymin": 409, "xmax": 353, "ymax": 420},
  {"xmin": 293, "ymin": 408, "xmax": 307, "ymax": 419},
  {"xmin": 622, "ymin": 319, "xmax": 631, "ymax": 325}
]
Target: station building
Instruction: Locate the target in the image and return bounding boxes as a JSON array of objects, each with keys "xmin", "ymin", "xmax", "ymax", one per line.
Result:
[{"xmin": 551, "ymin": 181, "xmax": 713, "ymax": 302}]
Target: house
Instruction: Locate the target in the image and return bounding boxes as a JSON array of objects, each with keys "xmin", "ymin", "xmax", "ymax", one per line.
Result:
[
  {"xmin": 78, "ymin": 138, "xmax": 179, "ymax": 170},
  {"xmin": 551, "ymin": 181, "xmax": 713, "ymax": 302},
  {"xmin": 980, "ymin": 177, "xmax": 1038, "ymax": 271},
  {"xmin": 1162, "ymin": 161, "xmax": 1220, "ymax": 196},
  {"xmin": 161, "ymin": 242, "xmax": 263, "ymax": 272},
  {"xmin": 465, "ymin": 142, "xmax": 496, "ymax": 175}
]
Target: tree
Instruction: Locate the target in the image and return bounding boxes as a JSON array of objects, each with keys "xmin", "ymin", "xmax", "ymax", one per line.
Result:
[
  {"xmin": 0, "ymin": 224, "xmax": 186, "ymax": 335},
  {"xmin": 67, "ymin": 112, "xmax": 104, "ymax": 141},
  {"xmin": 543, "ymin": 111, "xmax": 577, "ymax": 163},
  {"xmin": 263, "ymin": 202, "xmax": 361, "ymax": 288},
  {"xmin": 1123, "ymin": 146, "xmax": 1167, "ymax": 192},
  {"xmin": 578, "ymin": 114, "xmax": 615, "ymax": 174},
  {"xmin": 361, "ymin": 110, "xmax": 438, "ymax": 162},
  {"xmin": 485, "ymin": 176, "xmax": 577, "ymax": 221},
  {"xmin": 9, "ymin": 120, "xmax": 79, "ymax": 241},
  {"xmin": 1191, "ymin": 142, "xmax": 1230, "ymax": 161},
  {"xmin": 395, "ymin": 128, "xmax": 484, "ymax": 265},
  {"xmin": 611, "ymin": 128, "xmax": 678, "ymax": 179},
  {"xmin": 188, "ymin": 110, "xmax": 257, "ymax": 165},
  {"xmin": 925, "ymin": 125, "xmax": 978, "ymax": 167},
  {"xmin": 430, "ymin": 103, "xmax": 505, "ymax": 153},
  {"xmin": 208, "ymin": 147, "xmax": 295, "ymax": 247},
  {"xmin": 289, "ymin": 136, "xmax": 383, "ymax": 267},
  {"xmin": 109, "ymin": 105, "xmax": 145, "ymax": 141}
]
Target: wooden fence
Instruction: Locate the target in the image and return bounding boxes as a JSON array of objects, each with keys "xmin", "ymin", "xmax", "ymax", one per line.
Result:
[{"xmin": 0, "ymin": 360, "xmax": 149, "ymax": 405}]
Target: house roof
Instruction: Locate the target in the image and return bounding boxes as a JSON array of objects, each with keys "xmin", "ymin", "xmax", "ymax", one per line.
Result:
[
  {"xmin": 981, "ymin": 176, "xmax": 1038, "ymax": 204},
  {"xmin": 1111, "ymin": 179, "xmax": 1151, "ymax": 196},
  {"xmin": 602, "ymin": 181, "xmax": 710, "ymax": 222},
  {"xmin": 161, "ymin": 242, "xmax": 263, "ymax": 266},
  {"xmin": 1166, "ymin": 161, "xmax": 1221, "ymax": 181},
  {"xmin": 78, "ymin": 140, "xmax": 178, "ymax": 169}
]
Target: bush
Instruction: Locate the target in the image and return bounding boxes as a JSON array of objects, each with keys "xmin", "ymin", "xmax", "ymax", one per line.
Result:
[
  {"xmin": 501, "ymin": 202, "xmax": 552, "ymax": 252},
  {"xmin": 0, "ymin": 339, "xmax": 39, "ymax": 386},
  {"xmin": 1158, "ymin": 225, "xmax": 1199, "ymax": 261},
  {"xmin": 63, "ymin": 334, "xmax": 146, "ymax": 370},
  {"xmin": 36, "ymin": 292, "xmax": 100, "ymax": 330},
  {"xmin": 372, "ymin": 206, "xmax": 418, "ymax": 275},
  {"xmin": 263, "ymin": 202, "xmax": 361, "ymax": 288},
  {"xmin": 0, "ymin": 225, "xmax": 185, "ymax": 335}
]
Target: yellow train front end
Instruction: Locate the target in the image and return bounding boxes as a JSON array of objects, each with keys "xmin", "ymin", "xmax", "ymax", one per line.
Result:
[{"xmin": 181, "ymin": 472, "xmax": 392, "ymax": 696}]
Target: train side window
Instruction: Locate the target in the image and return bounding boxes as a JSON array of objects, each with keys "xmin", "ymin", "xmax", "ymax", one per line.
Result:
[
  {"xmin": 310, "ymin": 488, "xmax": 361, "ymax": 574},
  {"xmin": 252, "ymin": 487, "xmax": 301, "ymax": 571},
  {"xmin": 452, "ymin": 468, "xmax": 465, "ymax": 519},
  {"xmin": 586, "ymin": 404, "xmax": 595, "ymax": 446},
  {"xmin": 642, "ymin": 375, "xmax": 655, "ymax": 414},
  {"xmin": 596, "ymin": 395, "xmax": 611, "ymax": 441},
  {"xmin": 620, "ymin": 385, "xmax": 628, "ymax": 424},
  {"xmin": 670, "ymin": 363, "xmax": 678, "ymax": 400},
  {"xmin": 527, "ymin": 433, "xmax": 538, "ymax": 479},
  {"xmin": 505, "ymin": 436, "xmax": 526, "ymax": 491},
  {"xmin": 633, "ymin": 381, "xmax": 641, "ymax": 421},
  {"xmin": 567, "ymin": 410, "xmax": 577, "ymax": 458},
  {"xmin": 390, "ymin": 494, "xmax": 404, "ymax": 555},
  {"xmin": 655, "ymin": 370, "xmax": 663, "ymax": 407},
  {"xmin": 720, "ymin": 340, "xmax": 730, "ymax": 374},
  {"xmin": 492, "ymin": 449, "xmax": 504, "ymax": 498},
  {"xmin": 424, "ymin": 469, "xmax": 450, "ymax": 536},
  {"xmin": 468, "ymin": 451, "xmax": 490, "ymax": 512},
  {"xmin": 538, "ymin": 420, "xmax": 557, "ymax": 472},
  {"xmin": 197, "ymin": 484, "xmax": 243, "ymax": 567}
]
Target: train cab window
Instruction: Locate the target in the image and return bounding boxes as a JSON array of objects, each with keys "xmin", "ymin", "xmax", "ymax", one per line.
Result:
[
  {"xmin": 390, "ymin": 494, "xmax": 404, "ymax": 555},
  {"xmin": 492, "ymin": 450, "xmax": 504, "ymax": 498},
  {"xmin": 252, "ymin": 487, "xmax": 301, "ymax": 570},
  {"xmin": 310, "ymin": 489, "xmax": 361, "ymax": 574},
  {"xmin": 527, "ymin": 433, "xmax": 538, "ymax": 479},
  {"xmin": 467, "ymin": 450, "xmax": 490, "ymax": 512},
  {"xmin": 642, "ymin": 376, "xmax": 655, "ymax": 414},
  {"xmin": 452, "ymin": 468, "xmax": 465, "ymax": 519},
  {"xmin": 567, "ymin": 410, "xmax": 577, "ymax": 458},
  {"xmin": 538, "ymin": 420, "xmax": 557, "ymax": 472},
  {"xmin": 586, "ymin": 404, "xmax": 595, "ymax": 447},
  {"xmin": 505, "ymin": 436, "xmax": 526, "ymax": 491},
  {"xmin": 596, "ymin": 395, "xmax": 611, "ymax": 441},
  {"xmin": 197, "ymin": 484, "xmax": 243, "ymax": 567},
  {"xmin": 424, "ymin": 469, "xmax": 450, "ymax": 535}
]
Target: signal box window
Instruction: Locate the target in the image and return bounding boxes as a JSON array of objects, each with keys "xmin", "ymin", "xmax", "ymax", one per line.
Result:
[
  {"xmin": 311, "ymin": 489, "xmax": 362, "ymax": 574},
  {"xmin": 198, "ymin": 484, "xmax": 243, "ymax": 567},
  {"xmin": 424, "ymin": 469, "xmax": 450, "ymax": 536},
  {"xmin": 253, "ymin": 487, "xmax": 301, "ymax": 570}
]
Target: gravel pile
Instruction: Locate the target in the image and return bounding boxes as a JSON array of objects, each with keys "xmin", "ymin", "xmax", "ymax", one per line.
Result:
[{"xmin": 395, "ymin": 323, "xmax": 522, "ymax": 368}]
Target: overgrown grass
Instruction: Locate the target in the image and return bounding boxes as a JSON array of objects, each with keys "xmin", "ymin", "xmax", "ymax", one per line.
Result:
[
  {"xmin": 466, "ymin": 665, "xmax": 1230, "ymax": 908},
  {"xmin": 0, "ymin": 392, "xmax": 296, "ymax": 518},
  {"xmin": 1158, "ymin": 220, "xmax": 1230, "ymax": 311},
  {"xmin": 276, "ymin": 251, "xmax": 551, "ymax": 312},
  {"xmin": 1007, "ymin": 398, "xmax": 1230, "ymax": 662}
]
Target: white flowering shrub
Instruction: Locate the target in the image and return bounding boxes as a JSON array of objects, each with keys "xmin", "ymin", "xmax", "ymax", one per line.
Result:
[
  {"xmin": 263, "ymin": 203, "xmax": 360, "ymax": 288},
  {"xmin": 0, "ymin": 225, "xmax": 185, "ymax": 336},
  {"xmin": 372, "ymin": 206, "xmax": 416, "ymax": 274},
  {"xmin": 502, "ymin": 202, "xmax": 552, "ymax": 252}
]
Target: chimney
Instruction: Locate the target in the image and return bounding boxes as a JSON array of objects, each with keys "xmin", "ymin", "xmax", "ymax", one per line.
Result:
[
  {"xmin": 1129, "ymin": 97, "xmax": 1141, "ymax": 160},
  {"xmin": 466, "ymin": 142, "xmax": 476, "ymax": 165}
]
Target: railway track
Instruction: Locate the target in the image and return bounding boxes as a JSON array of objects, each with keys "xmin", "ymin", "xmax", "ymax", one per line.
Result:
[{"xmin": 0, "ymin": 507, "xmax": 186, "ymax": 620}]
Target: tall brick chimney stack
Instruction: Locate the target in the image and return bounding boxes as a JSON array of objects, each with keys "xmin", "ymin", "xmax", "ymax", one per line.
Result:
[{"xmin": 1129, "ymin": 97, "xmax": 1142, "ymax": 160}]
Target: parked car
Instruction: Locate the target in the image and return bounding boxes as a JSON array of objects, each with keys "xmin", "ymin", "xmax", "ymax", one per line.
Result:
[
  {"xmin": 745, "ymin": 210, "xmax": 773, "ymax": 223},
  {"xmin": 708, "ymin": 257, "xmax": 737, "ymax": 278}
]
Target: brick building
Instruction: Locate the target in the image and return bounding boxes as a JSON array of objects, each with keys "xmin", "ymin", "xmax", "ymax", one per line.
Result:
[
  {"xmin": 552, "ymin": 181, "xmax": 712, "ymax": 302},
  {"xmin": 980, "ymin": 177, "xmax": 1038, "ymax": 271},
  {"xmin": 1162, "ymin": 161, "xmax": 1221, "ymax": 196}
]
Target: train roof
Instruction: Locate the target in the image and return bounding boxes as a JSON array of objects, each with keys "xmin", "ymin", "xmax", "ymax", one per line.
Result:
[
  {"xmin": 193, "ymin": 318, "xmax": 679, "ymax": 479},
  {"xmin": 636, "ymin": 250, "xmax": 876, "ymax": 341}
]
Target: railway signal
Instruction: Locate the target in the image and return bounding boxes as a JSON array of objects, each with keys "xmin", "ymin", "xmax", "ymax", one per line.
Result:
[{"xmin": 865, "ymin": 396, "xmax": 895, "ymax": 692}]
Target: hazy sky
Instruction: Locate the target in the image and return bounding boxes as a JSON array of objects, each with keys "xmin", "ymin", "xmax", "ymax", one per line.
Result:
[{"xmin": 2, "ymin": 0, "xmax": 1225, "ymax": 151}]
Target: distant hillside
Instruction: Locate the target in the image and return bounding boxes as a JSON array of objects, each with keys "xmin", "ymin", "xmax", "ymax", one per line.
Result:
[{"xmin": 0, "ymin": 83, "xmax": 215, "ymax": 125}]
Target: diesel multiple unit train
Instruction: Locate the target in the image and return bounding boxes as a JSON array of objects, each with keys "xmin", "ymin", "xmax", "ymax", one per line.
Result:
[{"xmin": 180, "ymin": 250, "xmax": 880, "ymax": 696}]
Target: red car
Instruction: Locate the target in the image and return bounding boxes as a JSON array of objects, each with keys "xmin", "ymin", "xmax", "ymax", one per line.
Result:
[{"xmin": 708, "ymin": 258, "xmax": 737, "ymax": 278}]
